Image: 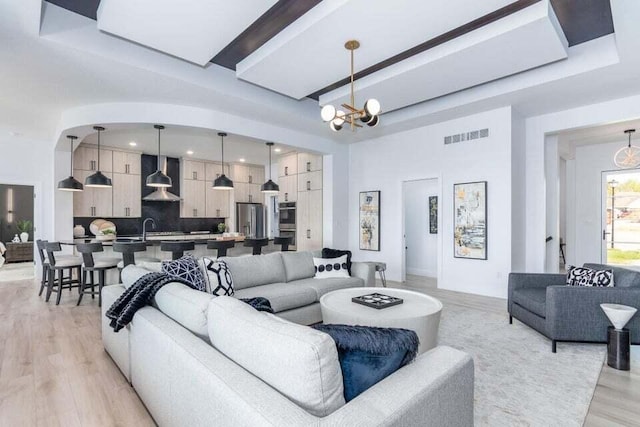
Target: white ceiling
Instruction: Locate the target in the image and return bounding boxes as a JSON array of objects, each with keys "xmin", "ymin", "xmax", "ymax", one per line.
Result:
[
  {"xmin": 236, "ymin": 0, "xmax": 514, "ymax": 100},
  {"xmin": 557, "ymin": 118, "xmax": 640, "ymax": 160},
  {"xmin": 76, "ymin": 124, "xmax": 296, "ymax": 165},
  {"xmin": 97, "ymin": 0, "xmax": 277, "ymax": 66},
  {"xmin": 319, "ymin": 1, "xmax": 567, "ymax": 113}
]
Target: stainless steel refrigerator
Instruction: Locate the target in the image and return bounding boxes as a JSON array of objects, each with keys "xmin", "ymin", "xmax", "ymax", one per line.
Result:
[{"xmin": 236, "ymin": 203, "xmax": 267, "ymax": 238}]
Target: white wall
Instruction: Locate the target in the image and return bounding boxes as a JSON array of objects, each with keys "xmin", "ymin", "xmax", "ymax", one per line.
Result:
[
  {"xmin": 403, "ymin": 179, "xmax": 438, "ymax": 278},
  {"xmin": 544, "ymin": 135, "xmax": 560, "ymax": 272},
  {"xmin": 349, "ymin": 107, "xmax": 513, "ymax": 298},
  {"xmin": 570, "ymin": 140, "xmax": 622, "ymax": 266},
  {"xmin": 511, "ymin": 111, "xmax": 526, "ymax": 272},
  {"xmin": 0, "ymin": 135, "xmax": 56, "ymax": 258}
]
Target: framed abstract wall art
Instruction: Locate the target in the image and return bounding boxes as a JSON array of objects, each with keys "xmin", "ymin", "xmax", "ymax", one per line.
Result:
[
  {"xmin": 359, "ymin": 191, "xmax": 380, "ymax": 251},
  {"xmin": 429, "ymin": 196, "xmax": 438, "ymax": 234},
  {"xmin": 453, "ymin": 181, "xmax": 487, "ymax": 260}
]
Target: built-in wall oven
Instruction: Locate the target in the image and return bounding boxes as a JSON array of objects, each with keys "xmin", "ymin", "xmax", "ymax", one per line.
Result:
[{"xmin": 278, "ymin": 202, "xmax": 296, "ymax": 250}]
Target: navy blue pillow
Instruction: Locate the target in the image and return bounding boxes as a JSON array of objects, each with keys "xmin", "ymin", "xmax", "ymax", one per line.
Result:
[
  {"xmin": 322, "ymin": 248, "xmax": 352, "ymax": 275},
  {"xmin": 313, "ymin": 324, "xmax": 419, "ymax": 401}
]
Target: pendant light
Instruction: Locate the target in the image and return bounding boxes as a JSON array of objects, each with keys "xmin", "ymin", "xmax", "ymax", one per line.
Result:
[
  {"xmin": 146, "ymin": 124, "xmax": 172, "ymax": 187},
  {"xmin": 213, "ymin": 132, "xmax": 233, "ymax": 190},
  {"xmin": 58, "ymin": 135, "xmax": 84, "ymax": 192},
  {"xmin": 85, "ymin": 126, "xmax": 112, "ymax": 187},
  {"xmin": 614, "ymin": 129, "xmax": 640, "ymax": 169},
  {"xmin": 261, "ymin": 142, "xmax": 279, "ymax": 194}
]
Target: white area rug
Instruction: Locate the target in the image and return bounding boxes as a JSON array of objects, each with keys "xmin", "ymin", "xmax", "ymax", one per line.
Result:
[
  {"xmin": 0, "ymin": 262, "xmax": 35, "ymax": 282},
  {"xmin": 438, "ymin": 303, "xmax": 605, "ymax": 426}
]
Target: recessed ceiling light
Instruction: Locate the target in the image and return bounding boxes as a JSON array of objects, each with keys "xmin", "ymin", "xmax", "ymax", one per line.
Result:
[
  {"xmin": 129, "ymin": 141, "xmax": 137, "ymax": 146},
  {"xmin": 239, "ymin": 158, "xmax": 246, "ymax": 162},
  {"xmin": 274, "ymin": 148, "xmax": 281, "ymax": 153},
  {"xmin": 187, "ymin": 150, "xmax": 194, "ymax": 155}
]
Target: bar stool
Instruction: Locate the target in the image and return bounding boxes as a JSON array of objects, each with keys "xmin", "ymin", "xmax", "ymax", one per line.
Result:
[
  {"xmin": 207, "ymin": 240, "xmax": 235, "ymax": 258},
  {"xmin": 76, "ymin": 243, "xmax": 120, "ymax": 307},
  {"xmin": 244, "ymin": 238, "xmax": 269, "ymax": 255},
  {"xmin": 36, "ymin": 239, "xmax": 50, "ymax": 296},
  {"xmin": 44, "ymin": 242, "xmax": 83, "ymax": 305},
  {"xmin": 112, "ymin": 241, "xmax": 160, "ymax": 269},
  {"xmin": 274, "ymin": 237, "xmax": 292, "ymax": 252},
  {"xmin": 161, "ymin": 241, "xmax": 195, "ymax": 260}
]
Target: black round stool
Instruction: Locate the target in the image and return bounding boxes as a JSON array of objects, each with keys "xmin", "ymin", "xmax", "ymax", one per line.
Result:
[
  {"xmin": 274, "ymin": 237, "xmax": 292, "ymax": 252},
  {"xmin": 161, "ymin": 241, "xmax": 195, "ymax": 260},
  {"xmin": 207, "ymin": 240, "xmax": 236, "ymax": 258},
  {"xmin": 244, "ymin": 238, "xmax": 269, "ymax": 255}
]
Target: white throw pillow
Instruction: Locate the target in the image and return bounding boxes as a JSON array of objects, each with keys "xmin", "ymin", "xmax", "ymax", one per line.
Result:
[
  {"xmin": 313, "ymin": 255, "xmax": 350, "ymax": 279},
  {"xmin": 208, "ymin": 296, "xmax": 345, "ymax": 417},
  {"xmin": 200, "ymin": 257, "xmax": 234, "ymax": 296}
]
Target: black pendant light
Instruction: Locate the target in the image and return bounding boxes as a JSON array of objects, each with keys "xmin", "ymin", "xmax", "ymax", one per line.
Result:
[
  {"xmin": 58, "ymin": 135, "xmax": 84, "ymax": 192},
  {"xmin": 261, "ymin": 142, "xmax": 279, "ymax": 194},
  {"xmin": 146, "ymin": 124, "xmax": 172, "ymax": 187},
  {"xmin": 85, "ymin": 126, "xmax": 112, "ymax": 188},
  {"xmin": 213, "ymin": 132, "xmax": 233, "ymax": 190}
]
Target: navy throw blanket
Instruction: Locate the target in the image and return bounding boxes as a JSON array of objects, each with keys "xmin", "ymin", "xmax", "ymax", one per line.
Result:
[
  {"xmin": 106, "ymin": 272, "xmax": 274, "ymax": 333},
  {"xmin": 313, "ymin": 324, "xmax": 419, "ymax": 401}
]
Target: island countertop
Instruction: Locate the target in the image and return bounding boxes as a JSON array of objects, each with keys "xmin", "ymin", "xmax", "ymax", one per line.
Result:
[{"xmin": 60, "ymin": 233, "xmax": 256, "ymax": 246}]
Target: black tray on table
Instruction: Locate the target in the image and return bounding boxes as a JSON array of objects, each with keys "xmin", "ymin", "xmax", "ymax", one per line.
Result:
[{"xmin": 352, "ymin": 293, "xmax": 404, "ymax": 310}]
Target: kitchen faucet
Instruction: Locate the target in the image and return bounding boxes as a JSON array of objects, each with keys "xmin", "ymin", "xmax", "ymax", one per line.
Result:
[{"xmin": 142, "ymin": 218, "xmax": 156, "ymax": 241}]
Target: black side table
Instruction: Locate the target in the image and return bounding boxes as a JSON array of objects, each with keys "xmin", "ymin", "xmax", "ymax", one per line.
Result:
[{"xmin": 607, "ymin": 326, "xmax": 630, "ymax": 371}]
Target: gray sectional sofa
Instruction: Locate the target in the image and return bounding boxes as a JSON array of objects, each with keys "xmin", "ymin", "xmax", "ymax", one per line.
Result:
[
  {"xmin": 508, "ymin": 263, "xmax": 640, "ymax": 352},
  {"xmin": 102, "ymin": 251, "xmax": 475, "ymax": 426}
]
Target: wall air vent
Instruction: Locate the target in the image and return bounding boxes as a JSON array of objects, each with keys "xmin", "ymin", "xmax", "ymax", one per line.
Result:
[{"xmin": 444, "ymin": 128, "xmax": 489, "ymax": 145}]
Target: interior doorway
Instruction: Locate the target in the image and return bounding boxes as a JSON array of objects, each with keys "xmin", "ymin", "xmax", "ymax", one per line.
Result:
[
  {"xmin": 602, "ymin": 170, "xmax": 640, "ymax": 266},
  {"xmin": 0, "ymin": 183, "xmax": 35, "ymax": 278},
  {"xmin": 402, "ymin": 178, "xmax": 439, "ymax": 287}
]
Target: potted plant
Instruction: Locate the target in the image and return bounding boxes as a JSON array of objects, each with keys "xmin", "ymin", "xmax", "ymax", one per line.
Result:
[
  {"xmin": 16, "ymin": 220, "xmax": 32, "ymax": 242},
  {"xmin": 97, "ymin": 228, "xmax": 117, "ymax": 241}
]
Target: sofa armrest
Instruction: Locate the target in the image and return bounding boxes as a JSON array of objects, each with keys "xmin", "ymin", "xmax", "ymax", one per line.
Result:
[
  {"xmin": 508, "ymin": 273, "xmax": 565, "ymax": 310},
  {"xmin": 101, "ymin": 285, "xmax": 131, "ymax": 381},
  {"xmin": 320, "ymin": 346, "xmax": 474, "ymax": 427},
  {"xmin": 546, "ymin": 286, "xmax": 640, "ymax": 341},
  {"xmin": 351, "ymin": 262, "xmax": 376, "ymax": 287}
]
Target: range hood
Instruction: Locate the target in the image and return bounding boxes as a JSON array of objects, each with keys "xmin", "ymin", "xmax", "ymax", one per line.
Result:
[{"xmin": 142, "ymin": 156, "xmax": 181, "ymax": 202}]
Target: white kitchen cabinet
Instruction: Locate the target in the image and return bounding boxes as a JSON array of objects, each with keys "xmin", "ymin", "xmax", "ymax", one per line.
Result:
[
  {"xmin": 181, "ymin": 180, "xmax": 205, "ymax": 218},
  {"xmin": 112, "ymin": 150, "xmax": 141, "ymax": 175},
  {"xmin": 183, "ymin": 159, "xmax": 205, "ymax": 181},
  {"xmin": 278, "ymin": 175, "xmax": 297, "ymax": 202},
  {"xmin": 112, "ymin": 173, "xmax": 141, "ymax": 217},
  {"xmin": 297, "ymin": 189, "xmax": 322, "ymax": 251},
  {"xmin": 73, "ymin": 169, "xmax": 113, "ymax": 217},
  {"xmin": 205, "ymin": 186, "xmax": 231, "ymax": 218},
  {"xmin": 205, "ymin": 162, "xmax": 230, "ymax": 182},
  {"xmin": 231, "ymin": 164, "xmax": 265, "ymax": 184},
  {"xmin": 297, "ymin": 171, "xmax": 322, "ymax": 192},
  {"xmin": 297, "ymin": 153, "xmax": 322, "ymax": 173},
  {"xmin": 74, "ymin": 146, "xmax": 113, "ymax": 172},
  {"xmin": 234, "ymin": 182, "xmax": 263, "ymax": 204},
  {"xmin": 278, "ymin": 153, "xmax": 298, "ymax": 177}
]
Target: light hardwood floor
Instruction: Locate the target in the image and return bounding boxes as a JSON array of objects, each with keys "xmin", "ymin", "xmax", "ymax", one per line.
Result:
[{"xmin": 1, "ymin": 273, "xmax": 638, "ymax": 426}]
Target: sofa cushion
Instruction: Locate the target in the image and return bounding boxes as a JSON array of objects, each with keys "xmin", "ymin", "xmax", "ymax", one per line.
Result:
[
  {"xmin": 153, "ymin": 282, "xmax": 214, "ymax": 342},
  {"xmin": 219, "ymin": 253, "xmax": 286, "ymax": 290},
  {"xmin": 512, "ymin": 288, "xmax": 547, "ymax": 318},
  {"xmin": 233, "ymin": 282, "xmax": 318, "ymax": 312},
  {"xmin": 208, "ymin": 297, "xmax": 345, "ymax": 417},
  {"xmin": 584, "ymin": 263, "xmax": 640, "ymax": 288},
  {"xmin": 162, "ymin": 255, "xmax": 207, "ymax": 292},
  {"xmin": 314, "ymin": 255, "xmax": 350, "ymax": 279},
  {"xmin": 121, "ymin": 265, "xmax": 152, "ymax": 289},
  {"xmin": 295, "ymin": 276, "xmax": 364, "ymax": 300},
  {"xmin": 322, "ymin": 248, "xmax": 353, "ymax": 275},
  {"xmin": 566, "ymin": 266, "xmax": 613, "ymax": 287},
  {"xmin": 281, "ymin": 251, "xmax": 315, "ymax": 282},
  {"xmin": 200, "ymin": 257, "xmax": 235, "ymax": 296}
]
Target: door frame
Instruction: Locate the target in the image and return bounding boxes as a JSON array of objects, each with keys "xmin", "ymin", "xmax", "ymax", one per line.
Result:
[
  {"xmin": 601, "ymin": 169, "xmax": 640, "ymax": 263},
  {"xmin": 400, "ymin": 176, "xmax": 441, "ymax": 284},
  {"xmin": 0, "ymin": 179, "xmax": 41, "ymax": 268}
]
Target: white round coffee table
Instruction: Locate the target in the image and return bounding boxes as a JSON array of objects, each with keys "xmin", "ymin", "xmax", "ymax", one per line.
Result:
[{"xmin": 320, "ymin": 287, "xmax": 443, "ymax": 354}]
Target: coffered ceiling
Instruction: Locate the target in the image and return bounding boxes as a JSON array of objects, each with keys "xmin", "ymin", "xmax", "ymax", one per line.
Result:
[{"xmin": 44, "ymin": 0, "xmax": 614, "ymax": 114}]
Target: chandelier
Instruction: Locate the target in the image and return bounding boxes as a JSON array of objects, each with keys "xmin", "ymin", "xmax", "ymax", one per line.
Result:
[
  {"xmin": 614, "ymin": 129, "xmax": 640, "ymax": 169},
  {"xmin": 320, "ymin": 40, "xmax": 381, "ymax": 132}
]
